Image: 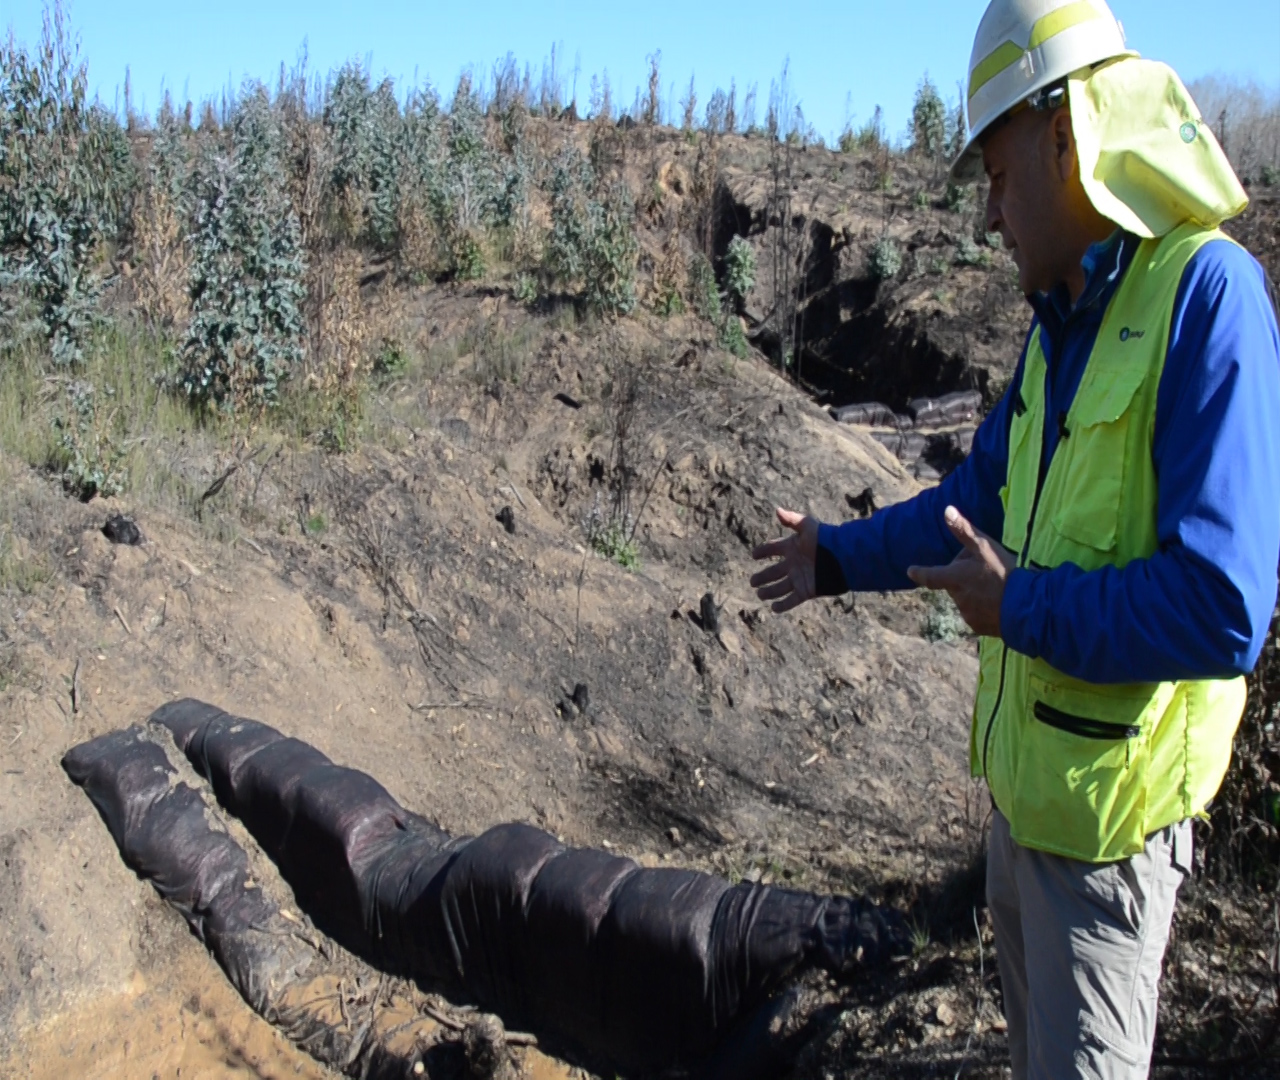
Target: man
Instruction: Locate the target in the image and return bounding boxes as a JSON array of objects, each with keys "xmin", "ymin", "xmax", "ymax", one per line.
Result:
[{"xmin": 749, "ymin": 1, "xmax": 1280, "ymax": 1077}]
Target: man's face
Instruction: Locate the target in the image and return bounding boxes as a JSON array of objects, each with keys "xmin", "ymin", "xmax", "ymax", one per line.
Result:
[{"xmin": 983, "ymin": 107, "xmax": 1063, "ymax": 295}]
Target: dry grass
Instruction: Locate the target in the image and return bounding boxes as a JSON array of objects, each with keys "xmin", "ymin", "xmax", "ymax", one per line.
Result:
[{"xmin": 129, "ymin": 183, "xmax": 190, "ymax": 330}]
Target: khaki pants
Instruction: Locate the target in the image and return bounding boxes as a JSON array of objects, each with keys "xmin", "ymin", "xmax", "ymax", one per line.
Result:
[{"xmin": 987, "ymin": 809, "xmax": 1191, "ymax": 1080}]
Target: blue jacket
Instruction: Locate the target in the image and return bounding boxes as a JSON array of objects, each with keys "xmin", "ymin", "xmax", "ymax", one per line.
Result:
[{"xmin": 816, "ymin": 231, "xmax": 1280, "ymax": 684}]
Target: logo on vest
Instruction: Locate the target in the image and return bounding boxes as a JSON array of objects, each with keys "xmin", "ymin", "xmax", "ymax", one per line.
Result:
[
  {"xmin": 1180, "ymin": 121, "xmax": 1199, "ymax": 144},
  {"xmin": 1119, "ymin": 327, "xmax": 1145, "ymax": 342}
]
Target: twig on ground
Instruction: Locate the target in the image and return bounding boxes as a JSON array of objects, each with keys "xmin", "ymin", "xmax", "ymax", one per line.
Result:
[
  {"xmin": 237, "ymin": 535, "xmax": 268, "ymax": 556},
  {"xmin": 71, "ymin": 657, "xmax": 81, "ymax": 715},
  {"xmin": 198, "ymin": 446, "xmax": 265, "ymax": 520},
  {"xmin": 423, "ymin": 1003, "xmax": 465, "ymax": 1031},
  {"xmin": 114, "ymin": 606, "xmax": 132, "ymax": 635},
  {"xmin": 500, "ymin": 484, "xmax": 527, "ymax": 510},
  {"xmin": 532, "ymin": 607, "xmax": 572, "ymax": 646},
  {"xmin": 627, "ymin": 442, "xmax": 683, "ymax": 547},
  {"xmin": 954, "ymin": 906, "xmax": 985, "ymax": 1080},
  {"xmin": 573, "ymin": 545, "xmax": 588, "ymax": 654}
]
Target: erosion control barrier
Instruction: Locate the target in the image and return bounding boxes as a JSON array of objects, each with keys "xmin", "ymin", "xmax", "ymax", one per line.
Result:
[
  {"xmin": 905, "ymin": 390, "xmax": 982, "ymax": 431},
  {"xmin": 66, "ymin": 700, "xmax": 907, "ymax": 1077},
  {"xmin": 61, "ymin": 727, "xmax": 454, "ymax": 1079}
]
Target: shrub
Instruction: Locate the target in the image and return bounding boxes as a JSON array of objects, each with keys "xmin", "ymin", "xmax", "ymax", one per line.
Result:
[
  {"xmin": 0, "ymin": 8, "xmax": 135, "ymax": 364},
  {"xmin": 688, "ymin": 254, "xmax": 722, "ymax": 321},
  {"xmin": 719, "ymin": 316, "xmax": 749, "ymax": 358},
  {"xmin": 372, "ymin": 337, "xmax": 409, "ymax": 382},
  {"xmin": 546, "ymin": 146, "xmax": 638, "ymax": 316},
  {"xmin": 323, "ymin": 64, "xmax": 402, "ymax": 250},
  {"xmin": 911, "ymin": 75, "xmax": 947, "ymax": 160},
  {"xmin": 1261, "ymin": 164, "xmax": 1279, "ymax": 187},
  {"xmin": 945, "ymin": 100, "xmax": 967, "ymax": 160},
  {"xmin": 944, "ymin": 181, "xmax": 975, "ymax": 213},
  {"xmin": 585, "ymin": 497, "xmax": 640, "ymax": 570},
  {"xmin": 869, "ymin": 237, "xmax": 902, "ymax": 280},
  {"xmin": 513, "ymin": 272, "xmax": 538, "ymax": 305},
  {"xmin": 397, "ymin": 86, "xmax": 444, "ymax": 274},
  {"xmin": 50, "ymin": 379, "xmax": 126, "ymax": 500},
  {"xmin": 652, "ymin": 230, "xmax": 687, "ymax": 317},
  {"xmin": 432, "ymin": 75, "xmax": 504, "ymax": 280},
  {"xmin": 955, "ymin": 236, "xmax": 990, "ymax": 267},
  {"xmin": 131, "ymin": 96, "xmax": 192, "ymax": 329},
  {"xmin": 859, "ymin": 106, "xmax": 887, "ymax": 152},
  {"xmin": 724, "ymin": 235, "xmax": 756, "ymax": 307},
  {"xmin": 705, "ymin": 88, "xmax": 728, "ymax": 134},
  {"xmin": 923, "ymin": 591, "xmax": 970, "ymax": 643},
  {"xmin": 182, "ymin": 86, "xmax": 307, "ymax": 410}
]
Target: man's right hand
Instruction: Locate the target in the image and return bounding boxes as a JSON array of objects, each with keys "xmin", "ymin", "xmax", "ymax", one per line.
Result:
[{"xmin": 750, "ymin": 508, "xmax": 820, "ymax": 613}]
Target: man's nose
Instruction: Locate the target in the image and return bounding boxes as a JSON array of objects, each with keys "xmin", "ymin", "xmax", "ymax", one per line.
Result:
[{"xmin": 986, "ymin": 188, "xmax": 1002, "ymax": 237}]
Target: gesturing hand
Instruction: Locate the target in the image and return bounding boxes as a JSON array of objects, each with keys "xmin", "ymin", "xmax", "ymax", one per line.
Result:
[
  {"xmin": 907, "ymin": 506, "xmax": 1015, "ymax": 638},
  {"xmin": 750, "ymin": 508, "xmax": 820, "ymax": 613}
]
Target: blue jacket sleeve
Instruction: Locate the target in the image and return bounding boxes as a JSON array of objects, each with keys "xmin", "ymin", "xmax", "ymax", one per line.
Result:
[
  {"xmin": 1001, "ymin": 239, "xmax": 1280, "ymax": 682},
  {"xmin": 815, "ymin": 346, "xmax": 1025, "ymax": 592}
]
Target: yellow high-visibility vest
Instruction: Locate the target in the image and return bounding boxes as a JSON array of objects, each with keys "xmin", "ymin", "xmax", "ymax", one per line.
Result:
[{"xmin": 973, "ymin": 222, "xmax": 1246, "ymax": 863}]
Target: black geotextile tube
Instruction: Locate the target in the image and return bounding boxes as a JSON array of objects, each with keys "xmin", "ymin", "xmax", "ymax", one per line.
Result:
[
  {"xmin": 60, "ymin": 727, "xmax": 312, "ymax": 1016},
  {"xmin": 149, "ymin": 699, "xmax": 905, "ymax": 1075},
  {"xmin": 62, "ymin": 727, "xmax": 451, "ymax": 1080}
]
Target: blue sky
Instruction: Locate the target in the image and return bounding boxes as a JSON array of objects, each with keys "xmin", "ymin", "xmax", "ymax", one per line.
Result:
[{"xmin": 5, "ymin": 1, "xmax": 1278, "ymax": 141}]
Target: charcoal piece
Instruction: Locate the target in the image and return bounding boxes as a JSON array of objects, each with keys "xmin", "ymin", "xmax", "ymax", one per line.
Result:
[
  {"xmin": 570, "ymin": 682, "xmax": 590, "ymax": 712},
  {"xmin": 846, "ymin": 488, "xmax": 878, "ymax": 518},
  {"xmin": 102, "ymin": 514, "xmax": 142, "ymax": 545},
  {"xmin": 496, "ymin": 505, "xmax": 516, "ymax": 534},
  {"xmin": 700, "ymin": 592, "xmax": 721, "ymax": 633},
  {"xmin": 553, "ymin": 392, "xmax": 582, "ymax": 409}
]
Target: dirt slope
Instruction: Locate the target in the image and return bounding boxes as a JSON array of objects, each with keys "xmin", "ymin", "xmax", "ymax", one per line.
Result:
[{"xmin": 0, "ymin": 299, "xmax": 981, "ymax": 1075}]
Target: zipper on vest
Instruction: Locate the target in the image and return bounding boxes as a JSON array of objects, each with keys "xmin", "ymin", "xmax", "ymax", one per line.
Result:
[
  {"xmin": 980, "ymin": 644, "xmax": 1010, "ymax": 780},
  {"xmin": 981, "ymin": 366, "xmax": 1059, "ymax": 784},
  {"xmin": 1033, "ymin": 701, "xmax": 1140, "ymax": 740}
]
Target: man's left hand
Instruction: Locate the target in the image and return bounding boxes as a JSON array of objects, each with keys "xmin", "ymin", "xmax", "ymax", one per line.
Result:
[{"xmin": 907, "ymin": 506, "xmax": 1016, "ymax": 638}]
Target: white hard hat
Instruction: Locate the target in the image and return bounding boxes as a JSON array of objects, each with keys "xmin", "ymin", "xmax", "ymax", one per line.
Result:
[{"xmin": 950, "ymin": 0, "xmax": 1134, "ymax": 182}]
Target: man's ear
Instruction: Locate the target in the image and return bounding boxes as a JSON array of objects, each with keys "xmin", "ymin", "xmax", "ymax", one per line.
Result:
[{"xmin": 1051, "ymin": 108, "xmax": 1077, "ymax": 182}]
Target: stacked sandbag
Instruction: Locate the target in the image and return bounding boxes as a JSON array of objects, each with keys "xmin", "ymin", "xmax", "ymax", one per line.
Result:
[
  {"xmin": 829, "ymin": 401, "xmax": 912, "ymax": 429},
  {"xmin": 905, "ymin": 389, "xmax": 982, "ymax": 431},
  {"xmin": 151, "ymin": 698, "xmax": 905, "ymax": 1075},
  {"xmin": 834, "ymin": 391, "xmax": 981, "ymax": 482}
]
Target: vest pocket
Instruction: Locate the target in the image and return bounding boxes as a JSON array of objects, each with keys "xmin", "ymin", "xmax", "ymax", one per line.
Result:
[
  {"xmin": 1010, "ymin": 674, "xmax": 1156, "ymax": 861},
  {"xmin": 1032, "ymin": 701, "xmax": 1141, "ymax": 740},
  {"xmin": 1047, "ymin": 366, "xmax": 1149, "ymax": 556}
]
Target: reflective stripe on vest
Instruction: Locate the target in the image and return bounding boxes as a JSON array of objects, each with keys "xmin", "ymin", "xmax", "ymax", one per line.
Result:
[{"xmin": 972, "ymin": 223, "xmax": 1246, "ymax": 863}]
